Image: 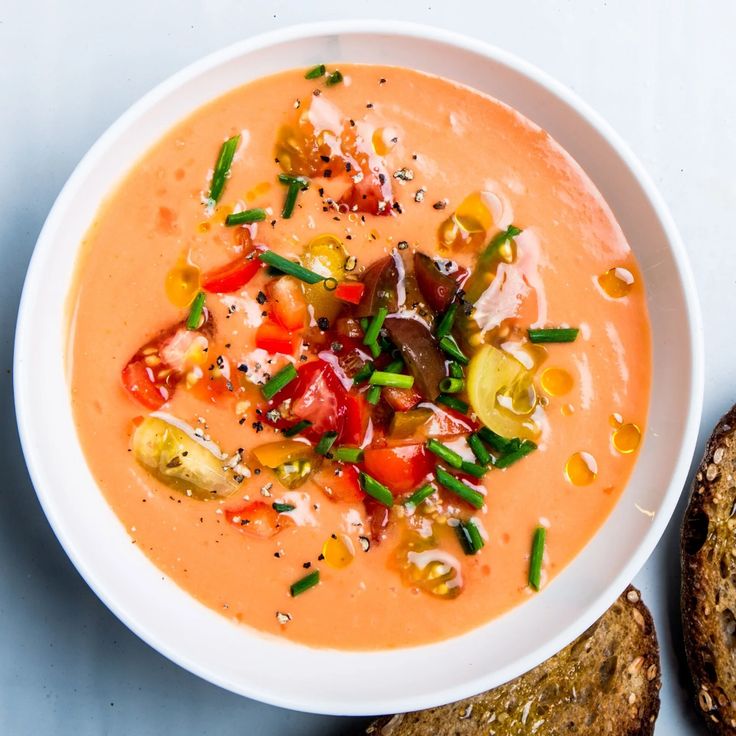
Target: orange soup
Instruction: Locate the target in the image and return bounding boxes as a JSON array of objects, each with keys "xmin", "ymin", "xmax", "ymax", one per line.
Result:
[{"xmin": 69, "ymin": 64, "xmax": 651, "ymax": 649}]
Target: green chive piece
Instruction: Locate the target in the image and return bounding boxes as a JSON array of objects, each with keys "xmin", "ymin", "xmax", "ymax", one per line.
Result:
[
  {"xmin": 258, "ymin": 250, "xmax": 324, "ymax": 284},
  {"xmin": 527, "ymin": 328, "xmax": 579, "ymax": 344},
  {"xmin": 325, "ymin": 70, "xmax": 344, "ymax": 86},
  {"xmin": 495, "ymin": 440, "xmax": 537, "ymax": 469},
  {"xmin": 290, "ymin": 570, "xmax": 320, "ymax": 597},
  {"xmin": 404, "ymin": 483, "xmax": 436, "ymax": 508},
  {"xmin": 352, "ymin": 362, "xmax": 374, "ymax": 384},
  {"xmin": 456, "ymin": 519, "xmax": 485, "ymax": 555},
  {"xmin": 426, "ymin": 438, "xmax": 463, "ymax": 469},
  {"xmin": 225, "ymin": 208, "xmax": 267, "ymax": 226},
  {"xmin": 383, "ymin": 359, "xmax": 404, "ymax": 373},
  {"xmin": 209, "ymin": 134, "xmax": 240, "ymax": 203},
  {"xmin": 278, "ymin": 173, "xmax": 310, "ymax": 188},
  {"xmin": 477, "ymin": 426, "xmax": 516, "ymax": 454},
  {"xmin": 359, "ymin": 472, "xmax": 394, "ymax": 507},
  {"xmin": 436, "ymin": 394, "xmax": 469, "ymax": 414},
  {"xmin": 468, "ymin": 433, "xmax": 492, "ymax": 466},
  {"xmin": 439, "ymin": 377, "xmax": 464, "ymax": 394},
  {"xmin": 529, "ymin": 526, "xmax": 546, "ymax": 591},
  {"xmin": 282, "ymin": 181, "xmax": 302, "ymax": 219},
  {"xmin": 305, "ymin": 64, "xmax": 326, "ymax": 79},
  {"xmin": 261, "ymin": 363, "xmax": 298, "ymax": 400},
  {"xmin": 282, "ymin": 419, "xmax": 312, "ymax": 438},
  {"xmin": 484, "ymin": 225, "xmax": 522, "ymax": 259},
  {"xmin": 315, "ymin": 431, "xmax": 339, "ymax": 456},
  {"xmin": 363, "ymin": 307, "xmax": 388, "ymax": 346},
  {"xmin": 460, "ymin": 460, "xmax": 487, "ymax": 478},
  {"xmin": 434, "ymin": 466, "xmax": 484, "ymax": 509},
  {"xmin": 449, "ymin": 362, "xmax": 465, "ymax": 379},
  {"xmin": 369, "ymin": 371, "xmax": 414, "ymax": 389},
  {"xmin": 366, "ymin": 385, "xmax": 382, "ymax": 405},
  {"xmin": 323, "ymin": 277, "xmax": 338, "ymax": 292},
  {"xmin": 359, "ymin": 317, "xmax": 370, "ymax": 332},
  {"xmin": 186, "ymin": 292, "xmax": 206, "ymax": 330},
  {"xmin": 369, "ymin": 341, "xmax": 382, "ymax": 359},
  {"xmin": 439, "ymin": 335, "xmax": 469, "ymax": 364},
  {"xmin": 436, "ymin": 302, "xmax": 458, "ymax": 340},
  {"xmin": 334, "ymin": 447, "xmax": 364, "ymax": 463},
  {"xmin": 272, "ymin": 502, "xmax": 295, "ymax": 513}
]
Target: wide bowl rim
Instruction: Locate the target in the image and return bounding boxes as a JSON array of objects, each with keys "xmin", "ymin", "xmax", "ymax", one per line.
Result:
[{"xmin": 14, "ymin": 19, "xmax": 703, "ymax": 715}]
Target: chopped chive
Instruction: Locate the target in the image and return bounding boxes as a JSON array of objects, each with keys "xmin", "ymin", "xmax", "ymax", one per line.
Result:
[
  {"xmin": 449, "ymin": 362, "xmax": 465, "ymax": 379},
  {"xmin": 439, "ymin": 335, "xmax": 469, "ymax": 364},
  {"xmin": 305, "ymin": 63, "xmax": 326, "ymax": 79},
  {"xmin": 495, "ymin": 440, "xmax": 537, "ymax": 469},
  {"xmin": 383, "ymin": 359, "xmax": 404, "ymax": 373},
  {"xmin": 366, "ymin": 385, "xmax": 382, "ymax": 405},
  {"xmin": 282, "ymin": 419, "xmax": 312, "ymax": 437},
  {"xmin": 426, "ymin": 438, "xmax": 463, "ymax": 469},
  {"xmin": 404, "ymin": 483, "xmax": 436, "ymax": 508},
  {"xmin": 439, "ymin": 377, "xmax": 464, "ymax": 393},
  {"xmin": 359, "ymin": 317, "xmax": 370, "ymax": 332},
  {"xmin": 290, "ymin": 570, "xmax": 320, "ymax": 597},
  {"xmin": 278, "ymin": 173, "xmax": 310, "ymax": 188},
  {"xmin": 529, "ymin": 526, "xmax": 546, "ymax": 591},
  {"xmin": 225, "ymin": 208, "xmax": 267, "ymax": 226},
  {"xmin": 323, "ymin": 277, "xmax": 338, "ymax": 291},
  {"xmin": 477, "ymin": 426, "xmax": 516, "ymax": 454},
  {"xmin": 315, "ymin": 431, "xmax": 338, "ymax": 456},
  {"xmin": 527, "ymin": 328, "xmax": 579, "ymax": 344},
  {"xmin": 436, "ymin": 302, "xmax": 458, "ymax": 340},
  {"xmin": 209, "ymin": 134, "xmax": 240, "ymax": 203},
  {"xmin": 352, "ymin": 362, "xmax": 374, "ymax": 384},
  {"xmin": 369, "ymin": 341, "xmax": 382, "ymax": 359},
  {"xmin": 272, "ymin": 502, "xmax": 295, "ymax": 513},
  {"xmin": 468, "ymin": 433, "xmax": 492, "ymax": 466},
  {"xmin": 334, "ymin": 446, "xmax": 364, "ymax": 463},
  {"xmin": 325, "ymin": 70, "xmax": 343, "ymax": 86},
  {"xmin": 261, "ymin": 363, "xmax": 298, "ymax": 400},
  {"xmin": 282, "ymin": 181, "xmax": 302, "ymax": 219},
  {"xmin": 484, "ymin": 225, "xmax": 522, "ymax": 259},
  {"xmin": 434, "ymin": 466, "xmax": 485, "ymax": 509},
  {"xmin": 456, "ymin": 519, "xmax": 485, "ymax": 555},
  {"xmin": 186, "ymin": 291, "xmax": 206, "ymax": 330},
  {"xmin": 258, "ymin": 250, "xmax": 324, "ymax": 284},
  {"xmin": 369, "ymin": 371, "xmax": 414, "ymax": 389},
  {"xmin": 436, "ymin": 394, "xmax": 469, "ymax": 414},
  {"xmin": 359, "ymin": 472, "xmax": 394, "ymax": 507},
  {"xmin": 363, "ymin": 307, "xmax": 388, "ymax": 346},
  {"xmin": 460, "ymin": 460, "xmax": 487, "ymax": 478}
]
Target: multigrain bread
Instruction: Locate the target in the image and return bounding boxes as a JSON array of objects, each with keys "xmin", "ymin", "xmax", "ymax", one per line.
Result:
[
  {"xmin": 367, "ymin": 586, "xmax": 660, "ymax": 736},
  {"xmin": 682, "ymin": 404, "xmax": 736, "ymax": 733}
]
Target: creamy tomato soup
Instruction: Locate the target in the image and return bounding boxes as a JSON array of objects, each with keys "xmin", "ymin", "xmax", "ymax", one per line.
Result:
[{"xmin": 69, "ymin": 64, "xmax": 651, "ymax": 649}]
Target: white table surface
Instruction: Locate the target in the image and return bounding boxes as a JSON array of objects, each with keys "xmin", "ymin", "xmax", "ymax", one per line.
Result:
[{"xmin": 1, "ymin": 1, "xmax": 730, "ymax": 733}]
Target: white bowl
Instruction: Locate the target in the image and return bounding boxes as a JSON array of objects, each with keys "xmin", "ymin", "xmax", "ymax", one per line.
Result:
[{"xmin": 14, "ymin": 20, "xmax": 703, "ymax": 715}]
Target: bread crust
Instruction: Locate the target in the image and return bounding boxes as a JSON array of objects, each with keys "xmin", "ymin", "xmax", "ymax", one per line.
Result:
[
  {"xmin": 682, "ymin": 404, "xmax": 736, "ymax": 734},
  {"xmin": 368, "ymin": 586, "xmax": 660, "ymax": 736}
]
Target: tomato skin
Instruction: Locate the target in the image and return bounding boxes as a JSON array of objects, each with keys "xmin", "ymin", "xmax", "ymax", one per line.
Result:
[
  {"xmin": 225, "ymin": 501, "xmax": 286, "ymax": 539},
  {"xmin": 122, "ymin": 360, "xmax": 167, "ymax": 409},
  {"xmin": 255, "ymin": 319, "xmax": 298, "ymax": 355},
  {"xmin": 383, "ymin": 386, "xmax": 422, "ymax": 412},
  {"xmin": 201, "ymin": 250, "xmax": 261, "ymax": 293},
  {"xmin": 338, "ymin": 172, "xmax": 393, "ymax": 216},
  {"xmin": 334, "ymin": 282, "xmax": 365, "ymax": 305},
  {"xmin": 312, "ymin": 463, "xmax": 365, "ymax": 504},
  {"xmin": 342, "ymin": 393, "xmax": 369, "ymax": 445},
  {"xmin": 364, "ymin": 496, "xmax": 391, "ymax": 544},
  {"xmin": 266, "ymin": 276, "xmax": 307, "ymax": 331},
  {"xmin": 363, "ymin": 444, "xmax": 434, "ymax": 494}
]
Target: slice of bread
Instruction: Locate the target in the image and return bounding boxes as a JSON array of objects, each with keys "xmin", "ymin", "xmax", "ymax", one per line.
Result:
[
  {"xmin": 682, "ymin": 404, "xmax": 736, "ymax": 733},
  {"xmin": 367, "ymin": 586, "xmax": 660, "ymax": 736}
]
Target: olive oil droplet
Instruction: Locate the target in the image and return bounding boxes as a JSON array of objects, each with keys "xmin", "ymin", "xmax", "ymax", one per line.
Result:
[
  {"xmin": 612, "ymin": 423, "xmax": 641, "ymax": 454},
  {"xmin": 541, "ymin": 367, "xmax": 574, "ymax": 396},
  {"xmin": 565, "ymin": 452, "xmax": 597, "ymax": 486},
  {"xmin": 322, "ymin": 534, "xmax": 354, "ymax": 569},
  {"xmin": 598, "ymin": 267, "xmax": 634, "ymax": 298},
  {"xmin": 165, "ymin": 254, "xmax": 201, "ymax": 308}
]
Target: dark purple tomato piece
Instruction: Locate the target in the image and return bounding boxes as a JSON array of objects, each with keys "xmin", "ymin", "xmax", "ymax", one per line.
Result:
[
  {"xmin": 414, "ymin": 252, "xmax": 459, "ymax": 313},
  {"xmin": 355, "ymin": 256, "xmax": 399, "ymax": 318}
]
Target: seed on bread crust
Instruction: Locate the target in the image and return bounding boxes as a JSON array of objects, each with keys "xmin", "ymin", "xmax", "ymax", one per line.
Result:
[
  {"xmin": 682, "ymin": 404, "xmax": 736, "ymax": 734},
  {"xmin": 367, "ymin": 586, "xmax": 660, "ymax": 736}
]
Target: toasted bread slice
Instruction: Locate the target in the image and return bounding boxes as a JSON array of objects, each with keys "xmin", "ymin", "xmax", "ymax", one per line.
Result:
[
  {"xmin": 368, "ymin": 586, "xmax": 660, "ymax": 736},
  {"xmin": 682, "ymin": 404, "xmax": 736, "ymax": 734}
]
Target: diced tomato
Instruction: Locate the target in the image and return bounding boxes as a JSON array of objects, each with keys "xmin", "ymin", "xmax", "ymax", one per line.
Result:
[
  {"xmin": 188, "ymin": 353, "xmax": 234, "ymax": 403},
  {"xmin": 202, "ymin": 250, "xmax": 261, "ymax": 293},
  {"xmin": 342, "ymin": 393, "xmax": 370, "ymax": 445},
  {"xmin": 122, "ymin": 360, "xmax": 167, "ymax": 409},
  {"xmin": 255, "ymin": 319, "xmax": 298, "ymax": 355},
  {"xmin": 338, "ymin": 171, "xmax": 393, "ymax": 216},
  {"xmin": 312, "ymin": 463, "xmax": 364, "ymax": 504},
  {"xmin": 364, "ymin": 496, "xmax": 391, "ymax": 544},
  {"xmin": 225, "ymin": 501, "xmax": 286, "ymax": 539},
  {"xmin": 363, "ymin": 444, "xmax": 434, "ymax": 494},
  {"xmin": 383, "ymin": 385, "xmax": 422, "ymax": 412},
  {"xmin": 266, "ymin": 276, "xmax": 307, "ymax": 331},
  {"xmin": 334, "ymin": 282, "xmax": 365, "ymax": 305}
]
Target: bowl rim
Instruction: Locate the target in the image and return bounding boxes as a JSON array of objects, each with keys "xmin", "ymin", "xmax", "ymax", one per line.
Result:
[{"xmin": 14, "ymin": 19, "xmax": 704, "ymax": 715}]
